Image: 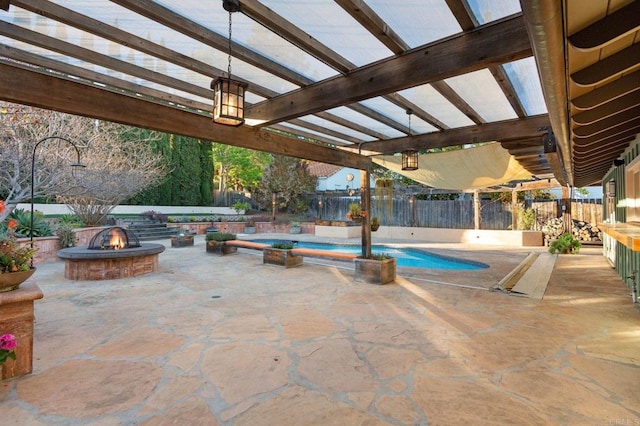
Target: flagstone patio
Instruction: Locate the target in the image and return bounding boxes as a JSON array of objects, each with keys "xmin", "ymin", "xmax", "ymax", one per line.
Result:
[{"xmin": 0, "ymin": 235, "xmax": 638, "ymax": 425}]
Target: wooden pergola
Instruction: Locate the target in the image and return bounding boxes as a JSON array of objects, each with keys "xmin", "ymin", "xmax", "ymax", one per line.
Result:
[{"xmin": 1, "ymin": 0, "xmax": 638, "ymax": 253}]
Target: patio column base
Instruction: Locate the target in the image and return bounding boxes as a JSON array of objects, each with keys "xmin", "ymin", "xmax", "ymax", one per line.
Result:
[{"xmin": 0, "ymin": 282, "xmax": 43, "ymax": 380}]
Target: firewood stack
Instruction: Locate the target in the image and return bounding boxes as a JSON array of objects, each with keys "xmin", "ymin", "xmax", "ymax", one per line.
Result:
[
  {"xmin": 572, "ymin": 220, "xmax": 602, "ymax": 242},
  {"xmin": 542, "ymin": 218, "xmax": 602, "ymax": 245}
]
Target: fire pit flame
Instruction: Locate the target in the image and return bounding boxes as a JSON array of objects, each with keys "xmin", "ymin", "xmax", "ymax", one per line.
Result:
[
  {"xmin": 87, "ymin": 226, "xmax": 142, "ymax": 251},
  {"xmin": 110, "ymin": 231, "xmax": 126, "ymax": 250}
]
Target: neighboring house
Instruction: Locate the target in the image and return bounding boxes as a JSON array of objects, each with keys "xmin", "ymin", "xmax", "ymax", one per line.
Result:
[{"xmin": 307, "ymin": 162, "xmax": 375, "ymax": 193}]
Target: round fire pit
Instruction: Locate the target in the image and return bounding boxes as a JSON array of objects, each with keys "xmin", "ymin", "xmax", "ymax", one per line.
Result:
[{"xmin": 57, "ymin": 243, "xmax": 165, "ymax": 281}]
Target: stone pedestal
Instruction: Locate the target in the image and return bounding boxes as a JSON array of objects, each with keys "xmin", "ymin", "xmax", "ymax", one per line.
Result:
[
  {"xmin": 0, "ymin": 282, "xmax": 43, "ymax": 380},
  {"xmin": 206, "ymin": 241, "xmax": 238, "ymax": 255},
  {"xmin": 354, "ymin": 257, "xmax": 396, "ymax": 285},
  {"xmin": 263, "ymin": 248, "xmax": 303, "ymax": 268},
  {"xmin": 171, "ymin": 235, "xmax": 194, "ymax": 248}
]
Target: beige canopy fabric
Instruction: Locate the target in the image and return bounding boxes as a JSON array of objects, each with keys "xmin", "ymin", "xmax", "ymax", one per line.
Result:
[{"xmin": 373, "ymin": 143, "xmax": 531, "ymax": 190}]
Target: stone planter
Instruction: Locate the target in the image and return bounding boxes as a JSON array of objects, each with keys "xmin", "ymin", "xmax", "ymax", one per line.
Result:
[
  {"xmin": 206, "ymin": 241, "xmax": 238, "ymax": 255},
  {"xmin": 354, "ymin": 257, "xmax": 396, "ymax": 285},
  {"xmin": 171, "ymin": 235, "xmax": 194, "ymax": 248},
  {"xmin": 263, "ymin": 247, "xmax": 303, "ymax": 268},
  {"xmin": 0, "ymin": 282, "xmax": 43, "ymax": 380},
  {"xmin": 0, "ymin": 268, "xmax": 36, "ymax": 293}
]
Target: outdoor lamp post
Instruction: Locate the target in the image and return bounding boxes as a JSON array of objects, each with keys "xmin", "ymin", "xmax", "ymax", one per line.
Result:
[
  {"xmin": 30, "ymin": 136, "xmax": 85, "ymax": 265},
  {"xmin": 271, "ymin": 191, "xmax": 278, "ymax": 221}
]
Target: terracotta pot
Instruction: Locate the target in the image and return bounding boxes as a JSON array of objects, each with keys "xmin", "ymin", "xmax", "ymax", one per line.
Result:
[{"xmin": 0, "ymin": 268, "xmax": 36, "ymax": 293}]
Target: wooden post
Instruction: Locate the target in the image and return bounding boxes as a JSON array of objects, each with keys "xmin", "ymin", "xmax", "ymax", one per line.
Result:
[
  {"xmin": 271, "ymin": 192, "xmax": 277, "ymax": 221},
  {"xmin": 512, "ymin": 189, "xmax": 519, "ymax": 230},
  {"xmin": 561, "ymin": 186, "xmax": 572, "ymax": 233},
  {"xmin": 474, "ymin": 189, "xmax": 481, "ymax": 230},
  {"xmin": 361, "ymin": 170, "xmax": 371, "ymax": 259}
]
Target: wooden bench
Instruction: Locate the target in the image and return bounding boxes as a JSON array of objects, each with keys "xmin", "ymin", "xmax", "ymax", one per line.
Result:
[
  {"xmin": 225, "ymin": 240, "xmax": 270, "ymax": 250},
  {"xmin": 290, "ymin": 248, "xmax": 357, "ymax": 261},
  {"xmin": 225, "ymin": 240, "xmax": 357, "ymax": 262}
]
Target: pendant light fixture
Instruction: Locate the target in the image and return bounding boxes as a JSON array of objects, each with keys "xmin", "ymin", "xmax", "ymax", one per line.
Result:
[
  {"xmin": 212, "ymin": 0, "xmax": 247, "ymax": 126},
  {"xmin": 401, "ymin": 109, "xmax": 419, "ymax": 171}
]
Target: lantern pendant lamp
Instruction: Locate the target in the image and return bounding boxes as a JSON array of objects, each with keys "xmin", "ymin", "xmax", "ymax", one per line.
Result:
[
  {"xmin": 212, "ymin": 0, "xmax": 247, "ymax": 126},
  {"xmin": 402, "ymin": 109, "xmax": 419, "ymax": 171}
]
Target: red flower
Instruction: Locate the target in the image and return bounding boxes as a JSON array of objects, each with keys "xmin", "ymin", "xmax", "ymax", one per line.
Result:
[
  {"xmin": 0, "ymin": 200, "xmax": 4, "ymax": 213},
  {"xmin": 7, "ymin": 219, "xmax": 18, "ymax": 230}
]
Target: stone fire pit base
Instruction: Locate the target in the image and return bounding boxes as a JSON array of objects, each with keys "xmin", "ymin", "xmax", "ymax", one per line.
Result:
[{"xmin": 57, "ymin": 244, "xmax": 165, "ymax": 280}]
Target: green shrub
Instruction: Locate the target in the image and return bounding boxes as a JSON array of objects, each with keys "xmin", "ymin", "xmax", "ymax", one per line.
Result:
[
  {"xmin": 59, "ymin": 214, "xmax": 84, "ymax": 228},
  {"xmin": 517, "ymin": 207, "xmax": 537, "ymax": 230},
  {"xmin": 371, "ymin": 252, "xmax": 393, "ymax": 260},
  {"xmin": 232, "ymin": 200, "xmax": 251, "ymax": 214},
  {"xmin": 271, "ymin": 240, "xmax": 294, "ymax": 250},
  {"xmin": 205, "ymin": 232, "xmax": 236, "ymax": 242},
  {"xmin": 9, "ymin": 209, "xmax": 52, "ymax": 237},
  {"xmin": 56, "ymin": 226, "xmax": 77, "ymax": 248},
  {"xmin": 549, "ymin": 233, "xmax": 581, "ymax": 254}
]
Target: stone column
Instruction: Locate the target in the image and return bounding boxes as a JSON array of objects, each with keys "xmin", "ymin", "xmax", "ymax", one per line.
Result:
[{"xmin": 0, "ymin": 282, "xmax": 43, "ymax": 380}]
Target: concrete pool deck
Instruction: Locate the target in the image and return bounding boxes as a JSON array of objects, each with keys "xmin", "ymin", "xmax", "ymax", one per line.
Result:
[{"xmin": 0, "ymin": 235, "xmax": 639, "ymax": 425}]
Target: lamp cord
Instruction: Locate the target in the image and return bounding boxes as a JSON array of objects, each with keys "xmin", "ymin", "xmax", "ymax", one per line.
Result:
[{"xmin": 227, "ymin": 11, "xmax": 233, "ymax": 80}]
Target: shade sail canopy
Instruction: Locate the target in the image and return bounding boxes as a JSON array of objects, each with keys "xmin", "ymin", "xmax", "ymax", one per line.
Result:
[{"xmin": 374, "ymin": 143, "xmax": 531, "ymax": 190}]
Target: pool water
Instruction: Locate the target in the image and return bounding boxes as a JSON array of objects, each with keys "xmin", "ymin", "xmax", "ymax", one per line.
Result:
[{"xmin": 251, "ymin": 240, "xmax": 488, "ymax": 270}]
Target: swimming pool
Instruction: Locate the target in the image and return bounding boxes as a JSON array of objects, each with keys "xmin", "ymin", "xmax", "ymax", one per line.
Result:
[{"xmin": 250, "ymin": 240, "xmax": 488, "ymax": 270}]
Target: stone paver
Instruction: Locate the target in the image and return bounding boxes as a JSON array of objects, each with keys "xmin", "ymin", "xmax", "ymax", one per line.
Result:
[{"xmin": 0, "ymin": 236, "xmax": 638, "ymax": 425}]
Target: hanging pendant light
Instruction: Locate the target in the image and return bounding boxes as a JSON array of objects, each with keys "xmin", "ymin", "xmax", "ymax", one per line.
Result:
[
  {"xmin": 402, "ymin": 149, "xmax": 419, "ymax": 171},
  {"xmin": 402, "ymin": 109, "xmax": 419, "ymax": 171},
  {"xmin": 212, "ymin": 0, "xmax": 247, "ymax": 126}
]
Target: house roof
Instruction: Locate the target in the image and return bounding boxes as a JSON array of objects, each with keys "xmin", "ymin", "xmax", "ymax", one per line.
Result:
[
  {"xmin": 0, "ymin": 0, "xmax": 637, "ymax": 188},
  {"xmin": 307, "ymin": 162, "xmax": 343, "ymax": 179}
]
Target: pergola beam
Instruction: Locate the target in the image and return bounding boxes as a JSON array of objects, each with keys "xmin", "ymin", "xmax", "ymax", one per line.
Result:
[
  {"xmin": 359, "ymin": 115, "xmax": 550, "ymax": 154},
  {"xmin": 246, "ymin": 15, "xmax": 532, "ymax": 125},
  {"xmin": 0, "ymin": 63, "xmax": 371, "ymax": 170}
]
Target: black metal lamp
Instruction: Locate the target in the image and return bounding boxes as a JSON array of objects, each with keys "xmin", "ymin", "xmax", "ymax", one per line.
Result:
[
  {"xmin": 402, "ymin": 149, "xmax": 419, "ymax": 171},
  {"xmin": 212, "ymin": 0, "xmax": 247, "ymax": 126},
  {"xmin": 401, "ymin": 109, "xmax": 419, "ymax": 171}
]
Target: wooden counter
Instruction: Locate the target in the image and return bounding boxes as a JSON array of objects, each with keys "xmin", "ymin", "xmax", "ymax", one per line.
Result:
[{"xmin": 600, "ymin": 223, "xmax": 640, "ymax": 251}]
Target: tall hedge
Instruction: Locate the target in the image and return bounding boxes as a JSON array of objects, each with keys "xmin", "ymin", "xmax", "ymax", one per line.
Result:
[{"xmin": 128, "ymin": 133, "xmax": 213, "ymax": 206}]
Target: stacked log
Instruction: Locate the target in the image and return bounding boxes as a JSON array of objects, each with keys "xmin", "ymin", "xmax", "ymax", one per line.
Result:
[
  {"xmin": 542, "ymin": 218, "xmax": 602, "ymax": 245},
  {"xmin": 572, "ymin": 220, "xmax": 602, "ymax": 242}
]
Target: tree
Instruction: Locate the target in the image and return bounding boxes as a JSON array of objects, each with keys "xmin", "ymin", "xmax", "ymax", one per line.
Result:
[
  {"xmin": 211, "ymin": 144, "xmax": 269, "ymax": 193},
  {"xmin": 0, "ymin": 102, "xmax": 168, "ymax": 224},
  {"xmin": 253, "ymin": 155, "xmax": 316, "ymax": 214}
]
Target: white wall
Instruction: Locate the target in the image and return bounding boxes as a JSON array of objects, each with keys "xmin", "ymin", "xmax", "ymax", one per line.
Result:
[
  {"xmin": 317, "ymin": 168, "xmax": 376, "ymax": 192},
  {"xmin": 17, "ymin": 203, "xmax": 238, "ymax": 216}
]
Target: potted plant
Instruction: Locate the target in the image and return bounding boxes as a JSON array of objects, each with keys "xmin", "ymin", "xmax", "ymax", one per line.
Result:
[
  {"xmin": 346, "ymin": 203, "xmax": 362, "ymax": 222},
  {"xmin": 206, "ymin": 232, "xmax": 237, "ymax": 255},
  {"xmin": 244, "ymin": 219, "xmax": 256, "ymax": 234},
  {"xmin": 263, "ymin": 240, "xmax": 303, "ymax": 268},
  {"xmin": 354, "ymin": 252, "xmax": 396, "ymax": 285},
  {"xmin": 371, "ymin": 216, "xmax": 380, "ymax": 232},
  {"xmin": 0, "ymin": 212, "xmax": 38, "ymax": 292},
  {"xmin": 289, "ymin": 221, "xmax": 301, "ymax": 234},
  {"xmin": 548, "ymin": 232, "xmax": 581, "ymax": 254}
]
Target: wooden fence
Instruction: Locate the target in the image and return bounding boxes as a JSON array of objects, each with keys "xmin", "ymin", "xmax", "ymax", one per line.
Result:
[{"xmin": 308, "ymin": 196, "xmax": 603, "ymax": 230}]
